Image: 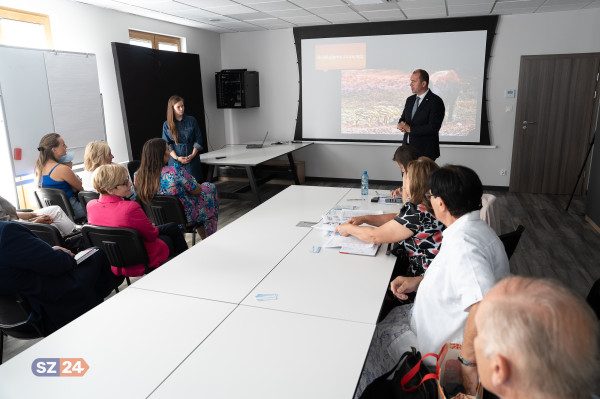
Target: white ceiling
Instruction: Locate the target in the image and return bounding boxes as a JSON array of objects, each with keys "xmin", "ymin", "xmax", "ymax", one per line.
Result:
[{"xmin": 72, "ymin": 0, "xmax": 600, "ymax": 33}]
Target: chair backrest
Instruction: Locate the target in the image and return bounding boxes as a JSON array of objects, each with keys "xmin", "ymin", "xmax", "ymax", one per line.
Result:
[
  {"xmin": 125, "ymin": 160, "xmax": 141, "ymax": 181},
  {"xmin": 480, "ymin": 194, "xmax": 501, "ymax": 235},
  {"xmin": 16, "ymin": 220, "xmax": 65, "ymax": 247},
  {"xmin": 0, "ymin": 293, "xmax": 44, "ymax": 340},
  {"xmin": 77, "ymin": 191, "xmax": 100, "ymax": 217},
  {"xmin": 498, "ymin": 225, "xmax": 525, "ymax": 260},
  {"xmin": 35, "ymin": 188, "xmax": 77, "ymax": 223},
  {"xmin": 141, "ymin": 195, "xmax": 187, "ymax": 227},
  {"xmin": 587, "ymin": 278, "xmax": 600, "ymax": 320},
  {"xmin": 81, "ymin": 225, "xmax": 150, "ymax": 273}
]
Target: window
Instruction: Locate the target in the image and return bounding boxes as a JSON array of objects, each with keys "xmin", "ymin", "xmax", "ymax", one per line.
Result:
[
  {"xmin": 129, "ymin": 30, "xmax": 181, "ymax": 52},
  {"xmin": 0, "ymin": 6, "xmax": 53, "ymax": 49}
]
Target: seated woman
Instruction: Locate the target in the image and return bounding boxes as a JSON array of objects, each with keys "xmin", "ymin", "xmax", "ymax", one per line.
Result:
[
  {"xmin": 35, "ymin": 133, "xmax": 85, "ymax": 220},
  {"xmin": 0, "ymin": 221, "xmax": 116, "ymax": 335},
  {"xmin": 86, "ymin": 164, "xmax": 188, "ymax": 277},
  {"xmin": 135, "ymin": 138, "xmax": 219, "ymax": 239},
  {"xmin": 390, "ymin": 144, "xmax": 421, "ymax": 198},
  {"xmin": 0, "ymin": 195, "xmax": 76, "ymax": 236},
  {"xmin": 78, "ymin": 141, "xmax": 114, "ymax": 191},
  {"xmin": 336, "ymin": 157, "xmax": 443, "ymax": 278}
]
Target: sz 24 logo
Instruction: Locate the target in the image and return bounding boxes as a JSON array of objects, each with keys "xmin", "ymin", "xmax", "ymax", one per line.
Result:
[{"xmin": 31, "ymin": 358, "xmax": 89, "ymax": 377}]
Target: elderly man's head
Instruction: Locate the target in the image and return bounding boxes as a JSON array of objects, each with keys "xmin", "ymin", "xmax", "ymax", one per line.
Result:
[{"xmin": 474, "ymin": 276, "xmax": 599, "ymax": 399}]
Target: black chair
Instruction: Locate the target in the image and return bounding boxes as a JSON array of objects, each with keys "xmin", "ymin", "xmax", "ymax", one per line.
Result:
[
  {"xmin": 35, "ymin": 188, "xmax": 85, "ymax": 224},
  {"xmin": 140, "ymin": 195, "xmax": 199, "ymax": 245},
  {"xmin": 125, "ymin": 160, "xmax": 141, "ymax": 181},
  {"xmin": 81, "ymin": 225, "xmax": 154, "ymax": 283},
  {"xmin": 77, "ymin": 191, "xmax": 100, "ymax": 217},
  {"xmin": 15, "ymin": 220, "xmax": 84, "ymax": 252},
  {"xmin": 587, "ymin": 278, "xmax": 600, "ymax": 320},
  {"xmin": 0, "ymin": 293, "xmax": 45, "ymax": 364},
  {"xmin": 498, "ymin": 225, "xmax": 525, "ymax": 260}
]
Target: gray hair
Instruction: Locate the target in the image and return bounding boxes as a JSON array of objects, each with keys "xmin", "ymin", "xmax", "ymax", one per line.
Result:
[{"xmin": 477, "ymin": 276, "xmax": 599, "ymax": 399}]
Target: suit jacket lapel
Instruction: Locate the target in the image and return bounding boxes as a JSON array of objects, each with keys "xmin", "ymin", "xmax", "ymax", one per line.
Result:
[{"xmin": 412, "ymin": 91, "xmax": 430, "ymax": 120}]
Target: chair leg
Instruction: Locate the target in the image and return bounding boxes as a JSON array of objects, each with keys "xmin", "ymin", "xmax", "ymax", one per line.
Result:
[
  {"xmin": 126, "ymin": 277, "xmax": 131, "ymax": 286},
  {"xmin": 192, "ymin": 231, "xmax": 196, "ymax": 245}
]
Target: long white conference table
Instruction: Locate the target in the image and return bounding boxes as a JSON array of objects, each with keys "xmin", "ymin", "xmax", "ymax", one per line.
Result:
[
  {"xmin": 201, "ymin": 142, "xmax": 313, "ymax": 204},
  {"xmin": 0, "ymin": 186, "xmax": 398, "ymax": 399}
]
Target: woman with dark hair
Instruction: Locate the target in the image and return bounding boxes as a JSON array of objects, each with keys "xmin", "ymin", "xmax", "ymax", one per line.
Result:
[
  {"xmin": 390, "ymin": 144, "xmax": 421, "ymax": 198},
  {"xmin": 35, "ymin": 133, "xmax": 85, "ymax": 220},
  {"xmin": 162, "ymin": 95, "xmax": 204, "ymax": 182},
  {"xmin": 336, "ymin": 157, "xmax": 443, "ymax": 278},
  {"xmin": 136, "ymin": 138, "xmax": 218, "ymax": 239}
]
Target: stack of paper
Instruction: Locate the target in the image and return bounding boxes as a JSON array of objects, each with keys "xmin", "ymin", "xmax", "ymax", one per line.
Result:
[{"xmin": 323, "ymin": 233, "xmax": 380, "ymax": 257}]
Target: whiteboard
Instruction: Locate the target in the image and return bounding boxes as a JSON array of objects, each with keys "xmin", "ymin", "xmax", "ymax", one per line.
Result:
[{"xmin": 0, "ymin": 45, "xmax": 105, "ymax": 177}]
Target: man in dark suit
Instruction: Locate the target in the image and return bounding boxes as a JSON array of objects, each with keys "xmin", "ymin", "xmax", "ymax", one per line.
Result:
[
  {"xmin": 0, "ymin": 221, "xmax": 116, "ymax": 334},
  {"xmin": 398, "ymin": 69, "xmax": 445, "ymax": 161}
]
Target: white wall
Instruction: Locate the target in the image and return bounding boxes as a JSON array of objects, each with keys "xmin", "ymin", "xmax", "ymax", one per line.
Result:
[
  {"xmin": 0, "ymin": 0, "xmax": 224, "ymax": 166},
  {"xmin": 220, "ymin": 8, "xmax": 600, "ymax": 186}
]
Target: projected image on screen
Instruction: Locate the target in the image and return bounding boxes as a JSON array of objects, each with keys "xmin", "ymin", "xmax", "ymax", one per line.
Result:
[
  {"xmin": 341, "ymin": 69, "xmax": 478, "ymax": 137},
  {"xmin": 300, "ymin": 30, "xmax": 487, "ymax": 143}
]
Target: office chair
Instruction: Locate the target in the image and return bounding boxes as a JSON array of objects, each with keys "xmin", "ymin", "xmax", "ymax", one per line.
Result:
[
  {"xmin": 81, "ymin": 225, "xmax": 154, "ymax": 283},
  {"xmin": 16, "ymin": 220, "xmax": 84, "ymax": 253},
  {"xmin": 587, "ymin": 278, "xmax": 600, "ymax": 320},
  {"xmin": 0, "ymin": 293, "xmax": 45, "ymax": 364},
  {"xmin": 35, "ymin": 188, "xmax": 85, "ymax": 224},
  {"xmin": 77, "ymin": 191, "xmax": 100, "ymax": 217},
  {"xmin": 498, "ymin": 225, "xmax": 525, "ymax": 260},
  {"xmin": 140, "ymin": 195, "xmax": 199, "ymax": 245},
  {"xmin": 125, "ymin": 160, "xmax": 141, "ymax": 181}
]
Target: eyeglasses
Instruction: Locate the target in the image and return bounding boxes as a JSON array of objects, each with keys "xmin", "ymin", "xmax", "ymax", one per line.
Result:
[
  {"xmin": 114, "ymin": 176, "xmax": 130, "ymax": 189},
  {"xmin": 425, "ymin": 193, "xmax": 435, "ymax": 200}
]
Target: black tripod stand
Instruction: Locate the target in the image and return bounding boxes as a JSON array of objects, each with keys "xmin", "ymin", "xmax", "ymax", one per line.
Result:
[{"xmin": 565, "ymin": 132, "xmax": 596, "ymax": 212}]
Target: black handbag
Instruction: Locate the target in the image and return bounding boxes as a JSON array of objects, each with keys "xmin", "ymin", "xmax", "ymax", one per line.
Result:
[{"xmin": 360, "ymin": 347, "xmax": 439, "ymax": 399}]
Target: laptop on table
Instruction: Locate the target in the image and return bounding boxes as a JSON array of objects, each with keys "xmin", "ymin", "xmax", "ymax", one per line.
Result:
[{"xmin": 246, "ymin": 131, "xmax": 269, "ymax": 149}]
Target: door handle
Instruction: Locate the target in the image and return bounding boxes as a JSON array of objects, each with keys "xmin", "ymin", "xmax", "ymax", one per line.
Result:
[{"xmin": 522, "ymin": 121, "xmax": 536, "ymax": 124}]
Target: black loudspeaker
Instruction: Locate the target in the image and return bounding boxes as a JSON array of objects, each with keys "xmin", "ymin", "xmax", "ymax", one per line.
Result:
[{"xmin": 216, "ymin": 70, "xmax": 259, "ymax": 109}]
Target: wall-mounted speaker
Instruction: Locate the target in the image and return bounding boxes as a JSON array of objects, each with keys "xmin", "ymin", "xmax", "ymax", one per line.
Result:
[{"xmin": 216, "ymin": 69, "xmax": 259, "ymax": 109}]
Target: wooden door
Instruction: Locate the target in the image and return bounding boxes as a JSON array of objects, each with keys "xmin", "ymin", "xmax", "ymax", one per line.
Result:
[{"xmin": 510, "ymin": 54, "xmax": 600, "ymax": 194}]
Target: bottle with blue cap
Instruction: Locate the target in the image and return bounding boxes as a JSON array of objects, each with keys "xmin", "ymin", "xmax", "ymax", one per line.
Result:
[{"xmin": 361, "ymin": 170, "xmax": 369, "ymax": 196}]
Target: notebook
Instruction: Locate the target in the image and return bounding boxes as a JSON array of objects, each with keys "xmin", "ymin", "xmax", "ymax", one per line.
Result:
[{"xmin": 246, "ymin": 131, "xmax": 269, "ymax": 149}]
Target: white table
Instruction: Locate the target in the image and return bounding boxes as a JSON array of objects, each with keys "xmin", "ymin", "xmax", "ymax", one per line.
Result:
[
  {"xmin": 0, "ymin": 288, "xmax": 236, "ymax": 399},
  {"xmin": 149, "ymin": 305, "xmax": 375, "ymax": 399},
  {"xmin": 201, "ymin": 142, "xmax": 313, "ymax": 204},
  {"xmin": 132, "ymin": 186, "xmax": 351, "ymax": 303}
]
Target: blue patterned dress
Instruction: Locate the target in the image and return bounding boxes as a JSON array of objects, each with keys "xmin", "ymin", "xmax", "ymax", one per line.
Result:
[{"xmin": 158, "ymin": 164, "xmax": 218, "ymax": 236}]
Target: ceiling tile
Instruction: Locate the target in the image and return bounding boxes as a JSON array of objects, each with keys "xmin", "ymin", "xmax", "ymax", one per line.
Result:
[
  {"xmin": 397, "ymin": 0, "xmax": 444, "ymax": 8},
  {"xmin": 321, "ymin": 12, "xmax": 366, "ymax": 22},
  {"xmin": 248, "ymin": 1, "xmax": 301, "ymax": 12},
  {"xmin": 402, "ymin": 6, "xmax": 447, "ymax": 16},
  {"xmin": 448, "ymin": 3, "xmax": 493, "ymax": 13},
  {"xmin": 202, "ymin": 4, "xmax": 257, "ymax": 13},
  {"xmin": 537, "ymin": 4, "xmax": 586, "ymax": 12},
  {"xmin": 445, "ymin": 0, "xmax": 494, "ymax": 5},
  {"xmin": 491, "ymin": 6, "xmax": 538, "ymax": 14},
  {"xmin": 307, "ymin": 5, "xmax": 354, "ymax": 14},
  {"xmin": 280, "ymin": 14, "xmax": 330, "ymax": 24},
  {"xmin": 177, "ymin": 0, "xmax": 239, "ymax": 7},
  {"xmin": 360, "ymin": 9, "xmax": 406, "ymax": 19},
  {"xmin": 290, "ymin": 0, "xmax": 345, "ymax": 8},
  {"xmin": 350, "ymin": 3, "xmax": 401, "ymax": 11},
  {"xmin": 269, "ymin": 8, "xmax": 313, "ymax": 17},
  {"xmin": 225, "ymin": 11, "xmax": 273, "ymax": 19}
]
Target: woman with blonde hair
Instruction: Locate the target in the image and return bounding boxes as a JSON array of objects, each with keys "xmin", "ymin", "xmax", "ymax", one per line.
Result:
[
  {"xmin": 336, "ymin": 157, "xmax": 444, "ymax": 278},
  {"xmin": 86, "ymin": 164, "xmax": 187, "ymax": 277},
  {"xmin": 162, "ymin": 95, "xmax": 204, "ymax": 182},
  {"xmin": 35, "ymin": 133, "xmax": 85, "ymax": 220},
  {"xmin": 136, "ymin": 138, "xmax": 218, "ymax": 239},
  {"xmin": 78, "ymin": 141, "xmax": 114, "ymax": 191}
]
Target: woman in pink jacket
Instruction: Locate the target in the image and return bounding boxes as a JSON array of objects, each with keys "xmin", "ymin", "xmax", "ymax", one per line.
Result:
[{"xmin": 86, "ymin": 164, "xmax": 187, "ymax": 277}]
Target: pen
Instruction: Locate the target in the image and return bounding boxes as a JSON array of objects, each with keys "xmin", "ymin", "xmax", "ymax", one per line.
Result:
[{"xmin": 216, "ymin": 156, "xmax": 226, "ymax": 159}]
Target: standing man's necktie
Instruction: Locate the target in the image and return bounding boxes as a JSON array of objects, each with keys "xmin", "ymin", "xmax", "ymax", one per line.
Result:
[{"xmin": 411, "ymin": 96, "xmax": 420, "ymax": 119}]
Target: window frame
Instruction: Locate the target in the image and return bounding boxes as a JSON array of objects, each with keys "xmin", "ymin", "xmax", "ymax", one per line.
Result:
[
  {"xmin": 0, "ymin": 6, "xmax": 53, "ymax": 48},
  {"xmin": 129, "ymin": 30, "xmax": 181, "ymax": 52}
]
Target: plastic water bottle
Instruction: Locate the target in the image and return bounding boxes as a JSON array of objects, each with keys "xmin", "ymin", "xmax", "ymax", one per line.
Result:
[{"xmin": 361, "ymin": 171, "xmax": 369, "ymax": 196}]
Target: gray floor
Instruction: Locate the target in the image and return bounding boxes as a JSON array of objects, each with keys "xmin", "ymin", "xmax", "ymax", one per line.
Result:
[{"xmin": 3, "ymin": 181, "xmax": 600, "ymax": 373}]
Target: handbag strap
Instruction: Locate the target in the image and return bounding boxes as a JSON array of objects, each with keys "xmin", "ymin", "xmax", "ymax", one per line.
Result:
[{"xmin": 400, "ymin": 352, "xmax": 439, "ymax": 392}]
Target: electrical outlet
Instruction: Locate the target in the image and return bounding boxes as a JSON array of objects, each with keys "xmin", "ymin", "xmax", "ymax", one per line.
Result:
[{"xmin": 499, "ymin": 169, "xmax": 507, "ymax": 176}]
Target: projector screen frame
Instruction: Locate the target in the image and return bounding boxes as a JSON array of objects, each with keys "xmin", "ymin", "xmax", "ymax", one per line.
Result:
[{"xmin": 293, "ymin": 15, "xmax": 498, "ymax": 146}]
